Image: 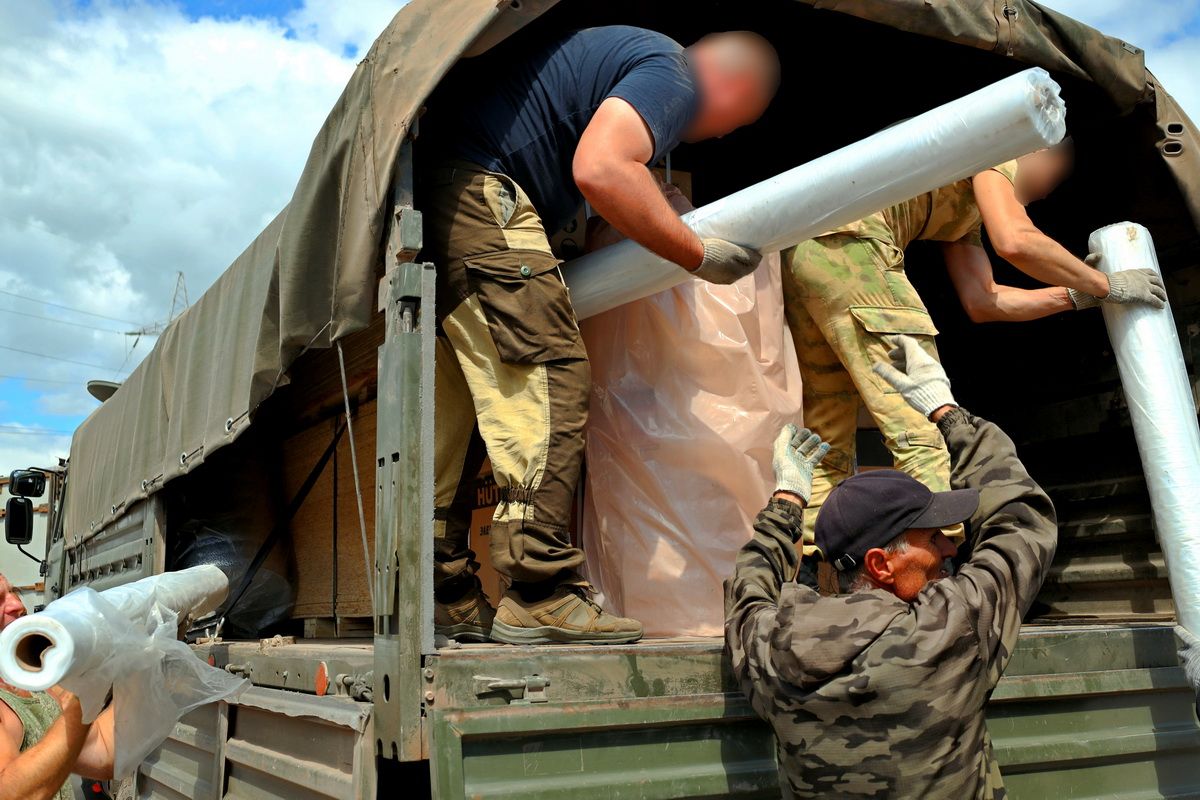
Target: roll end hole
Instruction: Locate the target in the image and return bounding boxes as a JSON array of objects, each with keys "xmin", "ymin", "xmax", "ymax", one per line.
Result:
[{"xmin": 14, "ymin": 633, "xmax": 53, "ymax": 672}]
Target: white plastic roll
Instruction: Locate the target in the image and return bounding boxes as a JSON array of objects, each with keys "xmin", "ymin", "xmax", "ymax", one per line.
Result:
[
  {"xmin": 0, "ymin": 564, "xmax": 228, "ymax": 692},
  {"xmin": 1090, "ymin": 223, "xmax": 1200, "ymax": 635},
  {"xmin": 564, "ymin": 67, "xmax": 1066, "ymax": 319}
]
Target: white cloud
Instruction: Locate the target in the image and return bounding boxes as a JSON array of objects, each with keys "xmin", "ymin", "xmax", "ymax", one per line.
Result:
[
  {"xmin": 0, "ymin": 427, "xmax": 71, "ymax": 474},
  {"xmin": 0, "ymin": 0, "xmax": 379, "ymax": 475},
  {"xmin": 1044, "ymin": 0, "xmax": 1200, "ymax": 52},
  {"xmin": 1043, "ymin": 0, "xmax": 1200, "ymax": 122},
  {"xmin": 285, "ymin": 0, "xmax": 407, "ymax": 58}
]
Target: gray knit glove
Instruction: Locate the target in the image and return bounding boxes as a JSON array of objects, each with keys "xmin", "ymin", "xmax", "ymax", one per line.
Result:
[
  {"xmin": 692, "ymin": 237, "xmax": 762, "ymax": 284},
  {"xmin": 1071, "ymin": 254, "xmax": 1167, "ymax": 310},
  {"xmin": 1177, "ymin": 625, "xmax": 1200, "ymax": 693},
  {"xmin": 1104, "ymin": 269, "xmax": 1167, "ymax": 308},
  {"xmin": 1066, "ymin": 287, "xmax": 1100, "ymax": 310},
  {"xmin": 872, "ymin": 335, "xmax": 957, "ymax": 418},
  {"xmin": 772, "ymin": 424, "xmax": 830, "ymax": 504}
]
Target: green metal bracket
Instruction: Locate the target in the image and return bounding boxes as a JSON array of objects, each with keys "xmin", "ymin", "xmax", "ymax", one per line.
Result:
[
  {"xmin": 373, "ymin": 138, "xmax": 437, "ymax": 763},
  {"xmin": 472, "ymin": 674, "xmax": 552, "ymax": 705}
]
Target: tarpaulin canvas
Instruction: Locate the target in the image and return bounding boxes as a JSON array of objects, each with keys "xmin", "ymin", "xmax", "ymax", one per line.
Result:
[{"xmin": 65, "ymin": 0, "xmax": 1200, "ymax": 548}]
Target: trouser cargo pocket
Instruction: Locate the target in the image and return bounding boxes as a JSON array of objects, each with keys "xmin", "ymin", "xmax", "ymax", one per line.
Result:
[{"xmin": 463, "ymin": 250, "xmax": 586, "ymax": 365}]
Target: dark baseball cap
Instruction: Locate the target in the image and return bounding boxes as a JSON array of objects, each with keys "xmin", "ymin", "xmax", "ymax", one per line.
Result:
[{"xmin": 814, "ymin": 470, "xmax": 979, "ymax": 572}]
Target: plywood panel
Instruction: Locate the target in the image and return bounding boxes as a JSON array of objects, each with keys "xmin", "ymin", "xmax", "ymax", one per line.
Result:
[{"xmin": 283, "ymin": 401, "xmax": 377, "ymax": 619}]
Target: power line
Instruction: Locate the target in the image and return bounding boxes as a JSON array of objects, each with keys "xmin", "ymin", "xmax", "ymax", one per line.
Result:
[
  {"xmin": 0, "ymin": 307, "xmax": 128, "ymax": 334},
  {"xmin": 0, "ymin": 289, "xmax": 143, "ymax": 326},
  {"xmin": 0, "ymin": 345, "xmax": 124, "ymax": 372},
  {"xmin": 0, "ymin": 424, "xmax": 73, "ymax": 436},
  {"xmin": 0, "ymin": 375, "xmax": 79, "ymax": 385}
]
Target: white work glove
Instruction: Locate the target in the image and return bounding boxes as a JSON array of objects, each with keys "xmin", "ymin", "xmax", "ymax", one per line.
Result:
[
  {"xmin": 692, "ymin": 237, "xmax": 762, "ymax": 285},
  {"xmin": 1069, "ymin": 255, "xmax": 1167, "ymax": 310},
  {"xmin": 772, "ymin": 424, "xmax": 830, "ymax": 504},
  {"xmin": 872, "ymin": 335, "xmax": 957, "ymax": 418},
  {"xmin": 1177, "ymin": 625, "xmax": 1200, "ymax": 693}
]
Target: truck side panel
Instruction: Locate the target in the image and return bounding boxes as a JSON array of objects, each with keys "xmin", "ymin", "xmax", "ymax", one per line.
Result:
[
  {"xmin": 136, "ymin": 687, "xmax": 375, "ymax": 800},
  {"xmin": 425, "ymin": 626, "xmax": 1200, "ymax": 800}
]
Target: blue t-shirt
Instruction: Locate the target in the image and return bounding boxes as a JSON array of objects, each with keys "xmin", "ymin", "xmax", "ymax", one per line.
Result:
[{"xmin": 442, "ymin": 26, "xmax": 700, "ymax": 233}]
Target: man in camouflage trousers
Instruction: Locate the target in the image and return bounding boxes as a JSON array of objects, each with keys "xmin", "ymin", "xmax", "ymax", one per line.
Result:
[
  {"xmin": 423, "ymin": 28, "xmax": 780, "ymax": 645},
  {"xmin": 725, "ymin": 335, "xmax": 1058, "ymax": 798},
  {"xmin": 782, "ymin": 142, "xmax": 1166, "ymax": 547}
]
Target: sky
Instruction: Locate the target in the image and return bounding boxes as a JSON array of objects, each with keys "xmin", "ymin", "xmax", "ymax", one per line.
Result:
[{"xmin": 0, "ymin": 0, "xmax": 1198, "ymax": 479}]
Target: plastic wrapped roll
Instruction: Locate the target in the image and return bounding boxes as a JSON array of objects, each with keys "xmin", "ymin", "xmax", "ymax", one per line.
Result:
[
  {"xmin": 0, "ymin": 565, "xmax": 227, "ymax": 692},
  {"xmin": 563, "ymin": 67, "xmax": 1066, "ymax": 319},
  {"xmin": 0, "ymin": 565, "xmax": 246, "ymax": 778},
  {"xmin": 1090, "ymin": 223, "xmax": 1200, "ymax": 635}
]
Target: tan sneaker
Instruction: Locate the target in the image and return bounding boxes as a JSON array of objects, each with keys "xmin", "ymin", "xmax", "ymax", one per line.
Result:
[
  {"xmin": 490, "ymin": 584, "xmax": 643, "ymax": 645},
  {"xmin": 434, "ymin": 582, "xmax": 495, "ymax": 642}
]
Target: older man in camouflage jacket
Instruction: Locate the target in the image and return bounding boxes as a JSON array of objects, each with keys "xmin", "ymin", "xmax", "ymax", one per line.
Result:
[{"xmin": 725, "ymin": 334, "xmax": 1058, "ymax": 799}]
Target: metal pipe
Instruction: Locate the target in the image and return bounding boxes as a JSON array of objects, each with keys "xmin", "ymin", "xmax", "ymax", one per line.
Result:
[
  {"xmin": 1090, "ymin": 222, "xmax": 1200, "ymax": 635},
  {"xmin": 563, "ymin": 67, "xmax": 1066, "ymax": 319}
]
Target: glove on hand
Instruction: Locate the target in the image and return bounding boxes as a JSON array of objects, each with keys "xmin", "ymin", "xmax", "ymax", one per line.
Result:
[
  {"xmin": 1104, "ymin": 268, "xmax": 1168, "ymax": 309},
  {"xmin": 692, "ymin": 237, "xmax": 762, "ymax": 285},
  {"xmin": 872, "ymin": 335, "xmax": 957, "ymax": 418},
  {"xmin": 1071, "ymin": 254, "xmax": 1167, "ymax": 310},
  {"xmin": 1177, "ymin": 625, "xmax": 1200, "ymax": 694},
  {"xmin": 1066, "ymin": 287, "xmax": 1100, "ymax": 310},
  {"xmin": 1068, "ymin": 253, "xmax": 1105, "ymax": 309},
  {"xmin": 772, "ymin": 424, "xmax": 830, "ymax": 504}
]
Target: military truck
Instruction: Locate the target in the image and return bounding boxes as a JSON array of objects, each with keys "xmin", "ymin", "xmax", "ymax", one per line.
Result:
[{"xmin": 11, "ymin": 1, "xmax": 1200, "ymax": 797}]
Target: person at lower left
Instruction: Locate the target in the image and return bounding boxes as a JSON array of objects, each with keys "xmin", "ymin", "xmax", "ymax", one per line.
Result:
[{"xmin": 0, "ymin": 574, "xmax": 115, "ymax": 800}]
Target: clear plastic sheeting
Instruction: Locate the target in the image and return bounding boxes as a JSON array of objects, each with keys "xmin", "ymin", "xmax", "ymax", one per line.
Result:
[
  {"xmin": 0, "ymin": 565, "xmax": 248, "ymax": 778},
  {"xmin": 1091, "ymin": 222, "xmax": 1200, "ymax": 638},
  {"xmin": 580, "ymin": 252, "xmax": 802, "ymax": 637},
  {"xmin": 563, "ymin": 67, "xmax": 1066, "ymax": 320}
]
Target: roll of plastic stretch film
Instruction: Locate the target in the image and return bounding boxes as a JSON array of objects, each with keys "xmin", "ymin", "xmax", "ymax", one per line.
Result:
[
  {"xmin": 0, "ymin": 564, "xmax": 228, "ymax": 691},
  {"xmin": 563, "ymin": 67, "xmax": 1067, "ymax": 319},
  {"xmin": 1090, "ymin": 222, "xmax": 1200, "ymax": 635}
]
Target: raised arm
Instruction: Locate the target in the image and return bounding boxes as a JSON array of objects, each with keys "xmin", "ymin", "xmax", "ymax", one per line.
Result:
[
  {"xmin": 974, "ymin": 170, "xmax": 1108, "ymax": 295},
  {"xmin": 725, "ymin": 426, "xmax": 828, "ymax": 700},
  {"xmin": 72, "ymin": 703, "xmax": 114, "ymax": 780},
  {"xmin": 942, "ymin": 240, "xmax": 1073, "ymax": 322},
  {"xmin": 974, "ymin": 170, "xmax": 1165, "ymax": 309},
  {"xmin": 874, "ymin": 336, "xmax": 1058, "ymax": 684},
  {"xmin": 573, "ymin": 98, "xmax": 760, "ymax": 284},
  {"xmin": 0, "ymin": 688, "xmax": 92, "ymax": 800},
  {"xmin": 574, "ymin": 97, "xmax": 702, "ymax": 267}
]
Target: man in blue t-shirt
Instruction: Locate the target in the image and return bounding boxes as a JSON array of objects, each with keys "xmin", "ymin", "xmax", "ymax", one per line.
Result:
[{"xmin": 423, "ymin": 26, "xmax": 780, "ymax": 646}]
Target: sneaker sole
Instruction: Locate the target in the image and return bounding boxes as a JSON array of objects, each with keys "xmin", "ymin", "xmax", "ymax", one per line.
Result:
[
  {"xmin": 435, "ymin": 623, "xmax": 492, "ymax": 643},
  {"xmin": 489, "ymin": 620, "xmax": 642, "ymax": 646}
]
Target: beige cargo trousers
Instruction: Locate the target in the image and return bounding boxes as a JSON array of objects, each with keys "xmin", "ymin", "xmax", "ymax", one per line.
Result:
[
  {"xmin": 423, "ymin": 161, "xmax": 589, "ymax": 592},
  {"xmin": 782, "ymin": 233, "xmax": 955, "ymax": 548}
]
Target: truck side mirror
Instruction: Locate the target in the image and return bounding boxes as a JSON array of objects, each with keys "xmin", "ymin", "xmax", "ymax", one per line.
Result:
[
  {"xmin": 8, "ymin": 470, "xmax": 46, "ymax": 498},
  {"xmin": 5, "ymin": 497, "xmax": 34, "ymax": 545}
]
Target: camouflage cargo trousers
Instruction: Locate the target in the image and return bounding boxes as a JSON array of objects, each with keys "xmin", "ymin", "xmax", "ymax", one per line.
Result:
[
  {"xmin": 781, "ymin": 233, "xmax": 954, "ymax": 548},
  {"xmin": 422, "ymin": 161, "xmax": 589, "ymax": 590}
]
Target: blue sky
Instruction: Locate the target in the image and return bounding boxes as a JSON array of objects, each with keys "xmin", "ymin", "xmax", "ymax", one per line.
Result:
[{"xmin": 1, "ymin": 0, "xmax": 1198, "ymax": 474}]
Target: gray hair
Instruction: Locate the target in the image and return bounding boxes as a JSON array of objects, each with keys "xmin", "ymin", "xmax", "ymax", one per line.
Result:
[{"xmin": 838, "ymin": 532, "xmax": 910, "ymax": 594}]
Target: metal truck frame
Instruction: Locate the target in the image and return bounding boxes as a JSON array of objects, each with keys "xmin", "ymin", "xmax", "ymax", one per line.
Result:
[{"xmin": 16, "ymin": 2, "xmax": 1200, "ymax": 798}]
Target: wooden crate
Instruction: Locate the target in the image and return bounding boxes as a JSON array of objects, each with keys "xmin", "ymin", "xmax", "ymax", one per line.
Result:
[{"xmin": 283, "ymin": 403, "xmax": 514, "ymax": 621}]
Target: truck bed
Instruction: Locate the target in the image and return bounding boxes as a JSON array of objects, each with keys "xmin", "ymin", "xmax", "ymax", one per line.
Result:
[{"xmin": 167, "ymin": 623, "xmax": 1199, "ymax": 800}]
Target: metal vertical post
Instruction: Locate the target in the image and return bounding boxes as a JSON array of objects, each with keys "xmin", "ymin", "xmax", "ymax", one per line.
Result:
[{"xmin": 373, "ymin": 139, "xmax": 435, "ymax": 761}]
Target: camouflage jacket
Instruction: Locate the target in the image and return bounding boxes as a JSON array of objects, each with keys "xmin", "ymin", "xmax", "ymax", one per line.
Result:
[
  {"xmin": 725, "ymin": 408, "xmax": 1057, "ymax": 799},
  {"xmin": 822, "ymin": 160, "xmax": 1019, "ymax": 250}
]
